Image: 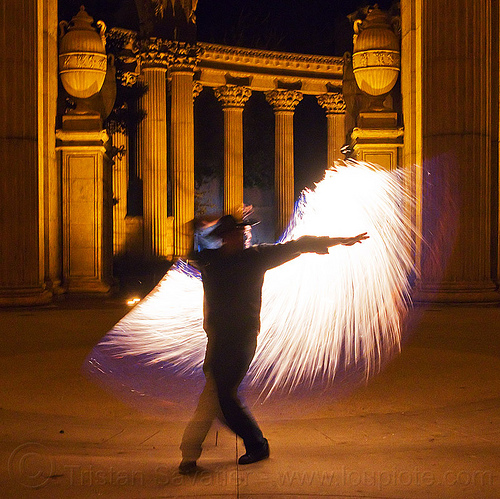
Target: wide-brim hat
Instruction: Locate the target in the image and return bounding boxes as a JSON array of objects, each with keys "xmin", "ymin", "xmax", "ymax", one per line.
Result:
[{"xmin": 209, "ymin": 215, "xmax": 259, "ymax": 237}]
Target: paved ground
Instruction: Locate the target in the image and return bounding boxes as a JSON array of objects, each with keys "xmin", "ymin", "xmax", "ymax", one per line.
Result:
[{"xmin": 0, "ymin": 295, "xmax": 499, "ymax": 498}]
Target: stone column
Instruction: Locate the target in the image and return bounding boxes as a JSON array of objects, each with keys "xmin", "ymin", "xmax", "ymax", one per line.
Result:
[
  {"xmin": 400, "ymin": 0, "xmax": 423, "ymax": 275},
  {"xmin": 168, "ymin": 42, "xmax": 201, "ymax": 258},
  {"xmin": 265, "ymin": 90, "xmax": 303, "ymax": 239},
  {"xmin": 414, "ymin": 0, "xmax": 498, "ymax": 302},
  {"xmin": 214, "ymin": 85, "xmax": 252, "ymax": 216},
  {"xmin": 0, "ymin": 0, "xmax": 54, "ymax": 305},
  {"xmin": 112, "ymin": 131, "xmax": 128, "ymax": 255},
  {"xmin": 317, "ymin": 92, "xmax": 347, "ymax": 167},
  {"xmin": 137, "ymin": 53, "xmax": 169, "ymax": 258},
  {"xmin": 42, "ymin": 0, "xmax": 61, "ymax": 294}
]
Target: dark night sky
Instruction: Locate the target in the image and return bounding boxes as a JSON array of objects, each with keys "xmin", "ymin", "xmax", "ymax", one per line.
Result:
[{"xmin": 60, "ymin": 0, "xmax": 395, "ymax": 56}]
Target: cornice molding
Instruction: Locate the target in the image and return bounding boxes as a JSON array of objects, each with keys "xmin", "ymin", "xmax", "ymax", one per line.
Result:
[{"xmin": 198, "ymin": 42, "xmax": 344, "ymax": 73}]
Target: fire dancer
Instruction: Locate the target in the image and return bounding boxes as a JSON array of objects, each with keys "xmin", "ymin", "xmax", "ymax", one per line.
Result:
[{"xmin": 179, "ymin": 214, "xmax": 368, "ymax": 474}]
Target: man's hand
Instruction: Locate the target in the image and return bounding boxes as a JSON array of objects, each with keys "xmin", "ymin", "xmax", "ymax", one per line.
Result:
[
  {"xmin": 340, "ymin": 232, "xmax": 369, "ymax": 246},
  {"xmin": 297, "ymin": 233, "xmax": 369, "ymax": 254}
]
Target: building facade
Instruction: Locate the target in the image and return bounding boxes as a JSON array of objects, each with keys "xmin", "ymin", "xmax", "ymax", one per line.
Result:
[{"xmin": 0, "ymin": 0, "xmax": 499, "ymax": 305}]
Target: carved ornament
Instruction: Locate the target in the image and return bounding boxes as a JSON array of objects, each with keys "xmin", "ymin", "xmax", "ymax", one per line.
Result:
[
  {"xmin": 214, "ymin": 85, "xmax": 252, "ymax": 108},
  {"xmin": 265, "ymin": 90, "xmax": 303, "ymax": 112},
  {"xmin": 106, "ymin": 28, "xmax": 140, "ymax": 87},
  {"xmin": 139, "ymin": 38, "xmax": 203, "ymax": 70},
  {"xmin": 193, "ymin": 81, "xmax": 203, "ymax": 100},
  {"xmin": 58, "ymin": 6, "xmax": 107, "ymax": 99},
  {"xmin": 200, "ymin": 42, "xmax": 343, "ymax": 74},
  {"xmin": 60, "ymin": 53, "xmax": 107, "ymax": 73},
  {"xmin": 317, "ymin": 93, "xmax": 346, "ymax": 114},
  {"xmin": 352, "ymin": 50, "xmax": 400, "ymax": 70}
]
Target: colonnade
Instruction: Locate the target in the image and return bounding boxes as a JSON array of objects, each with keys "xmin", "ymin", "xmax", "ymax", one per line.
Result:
[{"xmin": 133, "ymin": 41, "xmax": 347, "ymax": 258}]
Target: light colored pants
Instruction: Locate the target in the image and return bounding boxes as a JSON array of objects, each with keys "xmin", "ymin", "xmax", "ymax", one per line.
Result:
[{"xmin": 180, "ymin": 374, "xmax": 222, "ymax": 461}]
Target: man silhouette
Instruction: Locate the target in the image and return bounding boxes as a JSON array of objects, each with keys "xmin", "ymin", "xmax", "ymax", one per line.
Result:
[{"xmin": 179, "ymin": 215, "xmax": 368, "ymax": 474}]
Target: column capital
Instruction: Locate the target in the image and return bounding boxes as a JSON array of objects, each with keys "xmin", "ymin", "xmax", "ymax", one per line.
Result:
[
  {"xmin": 138, "ymin": 38, "xmax": 203, "ymax": 70},
  {"xmin": 317, "ymin": 92, "xmax": 346, "ymax": 115},
  {"xmin": 193, "ymin": 81, "xmax": 204, "ymax": 100},
  {"xmin": 214, "ymin": 85, "xmax": 252, "ymax": 108},
  {"xmin": 265, "ymin": 89, "xmax": 303, "ymax": 112}
]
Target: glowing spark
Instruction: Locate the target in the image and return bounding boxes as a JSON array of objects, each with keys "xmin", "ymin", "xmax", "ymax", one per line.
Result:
[
  {"xmin": 90, "ymin": 161, "xmax": 415, "ymax": 401},
  {"xmin": 126, "ymin": 297, "xmax": 141, "ymax": 306}
]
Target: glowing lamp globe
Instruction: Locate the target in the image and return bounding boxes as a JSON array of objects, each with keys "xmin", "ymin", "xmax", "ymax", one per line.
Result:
[
  {"xmin": 352, "ymin": 6, "xmax": 400, "ymax": 107},
  {"xmin": 59, "ymin": 6, "xmax": 107, "ymax": 101}
]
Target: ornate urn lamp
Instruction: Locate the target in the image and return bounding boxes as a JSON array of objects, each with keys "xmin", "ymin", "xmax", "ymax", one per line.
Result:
[
  {"xmin": 59, "ymin": 6, "xmax": 107, "ymax": 114},
  {"xmin": 352, "ymin": 5, "xmax": 400, "ymax": 111}
]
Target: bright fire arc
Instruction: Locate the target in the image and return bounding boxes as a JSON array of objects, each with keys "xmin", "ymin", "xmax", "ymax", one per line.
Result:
[{"xmin": 88, "ymin": 161, "xmax": 416, "ymax": 403}]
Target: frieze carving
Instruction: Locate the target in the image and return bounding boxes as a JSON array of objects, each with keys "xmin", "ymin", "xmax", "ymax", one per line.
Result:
[
  {"xmin": 317, "ymin": 92, "xmax": 346, "ymax": 114},
  {"xmin": 265, "ymin": 90, "xmax": 303, "ymax": 112},
  {"xmin": 139, "ymin": 38, "xmax": 203, "ymax": 70},
  {"xmin": 60, "ymin": 53, "xmax": 107, "ymax": 72},
  {"xmin": 199, "ymin": 42, "xmax": 343, "ymax": 73},
  {"xmin": 352, "ymin": 50, "xmax": 400, "ymax": 70},
  {"xmin": 214, "ymin": 85, "xmax": 252, "ymax": 108}
]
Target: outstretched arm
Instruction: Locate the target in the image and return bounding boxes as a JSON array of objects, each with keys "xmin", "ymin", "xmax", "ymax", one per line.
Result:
[
  {"xmin": 296, "ymin": 233, "xmax": 369, "ymax": 254},
  {"xmin": 258, "ymin": 233, "xmax": 369, "ymax": 270}
]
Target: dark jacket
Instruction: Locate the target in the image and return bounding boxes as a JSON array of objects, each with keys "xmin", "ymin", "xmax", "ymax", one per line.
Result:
[{"xmin": 194, "ymin": 241, "xmax": 305, "ymax": 339}]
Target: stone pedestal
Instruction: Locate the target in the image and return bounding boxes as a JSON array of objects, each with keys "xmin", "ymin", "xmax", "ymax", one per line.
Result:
[
  {"xmin": 265, "ymin": 90, "xmax": 303, "ymax": 239},
  {"xmin": 56, "ymin": 129, "xmax": 112, "ymax": 292},
  {"xmin": 351, "ymin": 112, "xmax": 403, "ymax": 170},
  {"xmin": 214, "ymin": 85, "xmax": 252, "ymax": 216}
]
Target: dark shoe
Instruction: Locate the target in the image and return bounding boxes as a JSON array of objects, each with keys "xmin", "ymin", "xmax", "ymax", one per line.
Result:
[
  {"xmin": 178, "ymin": 460, "xmax": 199, "ymax": 475},
  {"xmin": 238, "ymin": 439, "xmax": 270, "ymax": 465}
]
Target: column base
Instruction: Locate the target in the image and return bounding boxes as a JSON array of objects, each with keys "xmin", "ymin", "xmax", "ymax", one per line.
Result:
[
  {"xmin": 0, "ymin": 287, "xmax": 52, "ymax": 307},
  {"xmin": 65, "ymin": 278, "xmax": 113, "ymax": 294},
  {"xmin": 49, "ymin": 280, "xmax": 66, "ymax": 296},
  {"xmin": 413, "ymin": 281, "xmax": 500, "ymax": 304}
]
